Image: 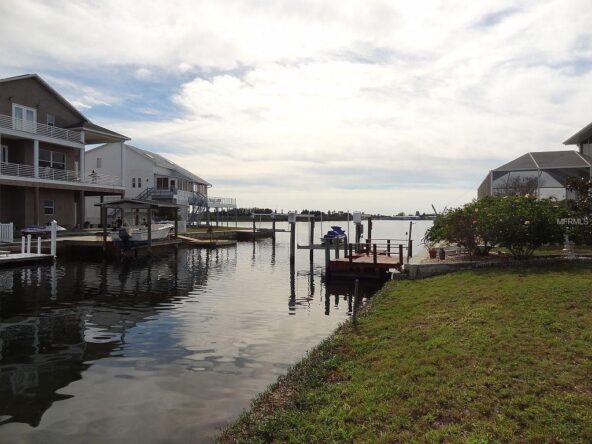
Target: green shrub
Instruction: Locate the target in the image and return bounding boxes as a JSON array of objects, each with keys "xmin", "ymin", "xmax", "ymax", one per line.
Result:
[{"xmin": 424, "ymin": 196, "xmax": 568, "ymax": 259}]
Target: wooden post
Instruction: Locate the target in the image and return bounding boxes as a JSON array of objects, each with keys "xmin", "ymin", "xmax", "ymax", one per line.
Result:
[
  {"xmin": 399, "ymin": 244, "xmax": 403, "ymax": 265},
  {"xmin": 387, "ymin": 239, "xmax": 391, "ymax": 256},
  {"xmin": 174, "ymin": 208, "xmax": 178, "ymax": 239},
  {"xmin": 365, "ymin": 238, "xmax": 370, "ymax": 256},
  {"xmin": 37, "ymin": 236, "xmax": 41, "ymax": 254},
  {"xmin": 373, "ymin": 244, "xmax": 377, "ymax": 265},
  {"xmin": 147, "ymin": 207, "xmax": 152, "ymax": 255},
  {"xmin": 101, "ymin": 206, "xmax": 107, "ymax": 252},
  {"xmin": 343, "ymin": 235, "xmax": 348, "ymax": 256},
  {"xmin": 289, "ymin": 222, "xmax": 296, "ymax": 264},
  {"xmin": 352, "ymin": 278, "xmax": 359, "ymax": 326},
  {"xmin": 368, "ymin": 217, "xmax": 373, "ymax": 242},
  {"xmin": 408, "ymin": 221, "xmax": 413, "ymax": 261},
  {"xmin": 309, "ymin": 219, "xmax": 315, "ymax": 261},
  {"xmin": 26, "ymin": 234, "xmax": 31, "ymax": 254},
  {"xmin": 335, "ymin": 241, "xmax": 340, "ymax": 259},
  {"xmin": 21, "ymin": 236, "xmax": 25, "ymax": 253},
  {"xmin": 272, "ymin": 216, "xmax": 276, "ymax": 243},
  {"xmin": 349, "ymin": 243, "xmax": 353, "ymax": 271},
  {"xmin": 324, "ymin": 241, "xmax": 331, "ymax": 280},
  {"xmin": 252, "ymin": 216, "xmax": 256, "ymax": 240}
]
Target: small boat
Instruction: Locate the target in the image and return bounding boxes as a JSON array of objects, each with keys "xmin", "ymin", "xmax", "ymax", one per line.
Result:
[
  {"xmin": 321, "ymin": 226, "xmax": 347, "ymax": 245},
  {"xmin": 21, "ymin": 220, "xmax": 67, "ymax": 236},
  {"xmin": 119, "ymin": 223, "xmax": 174, "ymax": 243}
]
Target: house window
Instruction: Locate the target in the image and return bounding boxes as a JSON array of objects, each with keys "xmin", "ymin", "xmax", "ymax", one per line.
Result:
[
  {"xmin": 156, "ymin": 177, "xmax": 168, "ymax": 189},
  {"xmin": 96, "ymin": 158, "xmax": 102, "ymax": 168},
  {"xmin": 43, "ymin": 200, "xmax": 55, "ymax": 215},
  {"xmin": 46, "ymin": 113, "xmax": 55, "ymax": 126},
  {"xmin": 39, "ymin": 149, "xmax": 65, "ymax": 170},
  {"xmin": 138, "ymin": 177, "xmax": 142, "ymax": 188},
  {"xmin": 132, "ymin": 178, "xmax": 136, "ymax": 188},
  {"xmin": 12, "ymin": 103, "xmax": 36, "ymax": 132}
]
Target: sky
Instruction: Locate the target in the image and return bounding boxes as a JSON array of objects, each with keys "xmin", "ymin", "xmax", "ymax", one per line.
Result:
[{"xmin": 1, "ymin": 0, "xmax": 592, "ymax": 214}]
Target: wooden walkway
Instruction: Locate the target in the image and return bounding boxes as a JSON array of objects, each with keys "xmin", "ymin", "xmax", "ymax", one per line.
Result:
[
  {"xmin": 0, "ymin": 253, "xmax": 54, "ymax": 267},
  {"xmin": 177, "ymin": 235, "xmax": 237, "ymax": 248},
  {"xmin": 327, "ymin": 245, "xmax": 406, "ymax": 280}
]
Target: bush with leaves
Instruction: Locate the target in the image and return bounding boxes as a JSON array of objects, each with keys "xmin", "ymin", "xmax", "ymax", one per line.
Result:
[{"xmin": 424, "ymin": 196, "xmax": 568, "ymax": 259}]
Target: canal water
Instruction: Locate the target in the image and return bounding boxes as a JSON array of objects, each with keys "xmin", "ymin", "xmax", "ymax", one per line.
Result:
[{"xmin": 0, "ymin": 220, "xmax": 431, "ymax": 443}]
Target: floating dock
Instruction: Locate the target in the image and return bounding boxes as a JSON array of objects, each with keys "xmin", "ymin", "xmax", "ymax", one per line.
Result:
[
  {"xmin": 177, "ymin": 235, "xmax": 237, "ymax": 248},
  {"xmin": 0, "ymin": 253, "xmax": 54, "ymax": 267}
]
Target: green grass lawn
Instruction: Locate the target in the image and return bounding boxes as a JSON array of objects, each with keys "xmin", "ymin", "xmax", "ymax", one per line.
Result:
[{"xmin": 221, "ymin": 265, "xmax": 592, "ymax": 443}]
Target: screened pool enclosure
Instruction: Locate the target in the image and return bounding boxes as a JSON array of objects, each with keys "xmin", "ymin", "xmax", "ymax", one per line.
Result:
[{"xmin": 478, "ymin": 151, "xmax": 592, "ymax": 200}]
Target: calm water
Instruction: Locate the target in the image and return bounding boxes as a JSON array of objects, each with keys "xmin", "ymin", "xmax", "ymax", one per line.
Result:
[{"xmin": 0, "ymin": 220, "xmax": 431, "ymax": 443}]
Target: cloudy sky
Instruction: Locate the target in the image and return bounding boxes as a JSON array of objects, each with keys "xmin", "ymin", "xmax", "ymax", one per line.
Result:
[{"xmin": 1, "ymin": 0, "xmax": 591, "ymax": 214}]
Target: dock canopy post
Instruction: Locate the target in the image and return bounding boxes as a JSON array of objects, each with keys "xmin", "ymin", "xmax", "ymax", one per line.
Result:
[
  {"xmin": 50, "ymin": 220, "xmax": 57, "ymax": 258},
  {"xmin": 173, "ymin": 207, "xmax": 179, "ymax": 239},
  {"xmin": 147, "ymin": 207, "xmax": 152, "ymax": 254}
]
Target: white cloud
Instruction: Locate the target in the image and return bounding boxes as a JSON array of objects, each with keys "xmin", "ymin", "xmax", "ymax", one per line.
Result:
[{"xmin": 2, "ymin": 0, "xmax": 592, "ymax": 212}]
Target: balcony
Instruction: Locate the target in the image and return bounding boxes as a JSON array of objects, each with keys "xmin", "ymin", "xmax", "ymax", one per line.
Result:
[
  {"xmin": 0, "ymin": 114, "xmax": 82, "ymax": 144},
  {"xmin": 0, "ymin": 161, "xmax": 120, "ymax": 186}
]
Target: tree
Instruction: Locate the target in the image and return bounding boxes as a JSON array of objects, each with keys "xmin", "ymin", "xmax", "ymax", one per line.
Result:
[{"xmin": 424, "ymin": 196, "xmax": 567, "ymax": 259}]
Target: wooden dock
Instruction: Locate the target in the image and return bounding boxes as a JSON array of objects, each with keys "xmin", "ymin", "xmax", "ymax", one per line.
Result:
[
  {"xmin": 0, "ymin": 253, "xmax": 54, "ymax": 267},
  {"xmin": 328, "ymin": 253, "xmax": 402, "ymax": 280},
  {"xmin": 177, "ymin": 235, "xmax": 237, "ymax": 248}
]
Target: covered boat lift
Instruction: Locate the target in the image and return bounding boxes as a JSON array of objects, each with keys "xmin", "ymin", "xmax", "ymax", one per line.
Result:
[{"xmin": 97, "ymin": 199, "xmax": 181, "ymax": 254}]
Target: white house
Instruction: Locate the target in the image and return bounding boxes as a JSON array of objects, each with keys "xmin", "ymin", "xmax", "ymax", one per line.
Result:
[{"xmin": 84, "ymin": 143, "xmax": 216, "ymax": 226}]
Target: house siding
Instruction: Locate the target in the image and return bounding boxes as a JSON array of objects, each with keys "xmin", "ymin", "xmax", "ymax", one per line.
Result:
[{"xmin": 0, "ymin": 77, "xmax": 84, "ymax": 128}]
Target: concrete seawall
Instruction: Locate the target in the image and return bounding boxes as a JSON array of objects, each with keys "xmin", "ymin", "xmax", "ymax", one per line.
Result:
[{"xmin": 404, "ymin": 256, "xmax": 592, "ymax": 279}]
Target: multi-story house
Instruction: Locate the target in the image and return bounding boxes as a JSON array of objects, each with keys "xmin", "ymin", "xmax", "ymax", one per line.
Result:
[
  {"xmin": 0, "ymin": 74, "xmax": 127, "ymax": 229},
  {"xmin": 84, "ymin": 143, "xmax": 235, "ymax": 226}
]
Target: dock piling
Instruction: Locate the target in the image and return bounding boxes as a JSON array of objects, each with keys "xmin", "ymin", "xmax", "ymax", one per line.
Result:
[
  {"xmin": 289, "ymin": 221, "xmax": 296, "ymax": 265},
  {"xmin": 147, "ymin": 207, "xmax": 152, "ymax": 255},
  {"xmin": 352, "ymin": 279, "xmax": 359, "ymax": 325},
  {"xmin": 399, "ymin": 244, "xmax": 403, "ymax": 265},
  {"xmin": 37, "ymin": 236, "xmax": 41, "ymax": 254},
  {"xmin": 335, "ymin": 241, "xmax": 340, "ymax": 259},
  {"xmin": 387, "ymin": 239, "xmax": 391, "ymax": 256},
  {"xmin": 324, "ymin": 242, "xmax": 331, "ymax": 278},
  {"xmin": 348, "ymin": 243, "xmax": 353, "ymax": 271},
  {"xmin": 373, "ymin": 244, "xmax": 377, "ymax": 265},
  {"xmin": 50, "ymin": 220, "xmax": 57, "ymax": 258},
  {"xmin": 26, "ymin": 235, "xmax": 31, "ymax": 253}
]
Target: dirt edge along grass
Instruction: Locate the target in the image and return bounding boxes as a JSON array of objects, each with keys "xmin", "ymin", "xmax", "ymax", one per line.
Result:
[{"xmin": 219, "ymin": 264, "xmax": 592, "ymax": 443}]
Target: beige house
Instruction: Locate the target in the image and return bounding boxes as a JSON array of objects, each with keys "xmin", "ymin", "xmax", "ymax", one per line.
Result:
[{"xmin": 0, "ymin": 74, "xmax": 127, "ymax": 229}]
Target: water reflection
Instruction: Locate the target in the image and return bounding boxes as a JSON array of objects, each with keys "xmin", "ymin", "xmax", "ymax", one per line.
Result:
[
  {"xmin": 0, "ymin": 249, "xmax": 217, "ymax": 427},
  {"xmin": 0, "ymin": 233, "xmax": 386, "ymax": 442}
]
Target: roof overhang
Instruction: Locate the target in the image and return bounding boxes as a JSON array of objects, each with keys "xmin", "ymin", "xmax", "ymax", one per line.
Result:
[
  {"xmin": 564, "ymin": 121, "xmax": 592, "ymax": 145},
  {"xmin": 96, "ymin": 199, "xmax": 180, "ymax": 210}
]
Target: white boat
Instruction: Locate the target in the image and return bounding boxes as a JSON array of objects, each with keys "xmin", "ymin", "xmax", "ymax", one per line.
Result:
[{"xmin": 119, "ymin": 223, "xmax": 174, "ymax": 242}]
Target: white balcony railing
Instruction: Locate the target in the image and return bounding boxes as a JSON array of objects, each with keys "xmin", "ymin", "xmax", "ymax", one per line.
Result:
[
  {"xmin": 208, "ymin": 196, "xmax": 237, "ymax": 208},
  {"xmin": 0, "ymin": 114, "xmax": 82, "ymax": 144},
  {"xmin": 0, "ymin": 161, "xmax": 120, "ymax": 186}
]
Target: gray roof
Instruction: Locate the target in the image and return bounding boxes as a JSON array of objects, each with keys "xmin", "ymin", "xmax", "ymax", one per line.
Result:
[
  {"xmin": 127, "ymin": 144, "xmax": 211, "ymax": 186},
  {"xmin": 564, "ymin": 121, "xmax": 592, "ymax": 145},
  {"xmin": 493, "ymin": 150, "xmax": 592, "ymax": 172}
]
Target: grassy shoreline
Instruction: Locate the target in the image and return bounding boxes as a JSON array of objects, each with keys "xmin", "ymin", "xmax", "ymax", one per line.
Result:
[{"xmin": 220, "ymin": 264, "xmax": 592, "ymax": 442}]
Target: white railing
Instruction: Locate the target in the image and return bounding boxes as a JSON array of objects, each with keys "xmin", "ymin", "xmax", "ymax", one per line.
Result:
[
  {"xmin": 0, "ymin": 161, "xmax": 35, "ymax": 178},
  {"xmin": 0, "ymin": 222, "xmax": 13, "ymax": 243},
  {"xmin": 0, "ymin": 114, "xmax": 82, "ymax": 144},
  {"xmin": 208, "ymin": 196, "xmax": 237, "ymax": 208},
  {"xmin": 0, "ymin": 161, "xmax": 120, "ymax": 186}
]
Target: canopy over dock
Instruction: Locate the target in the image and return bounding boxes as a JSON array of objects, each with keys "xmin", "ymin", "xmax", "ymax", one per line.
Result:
[{"xmin": 96, "ymin": 199, "xmax": 181, "ymax": 253}]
